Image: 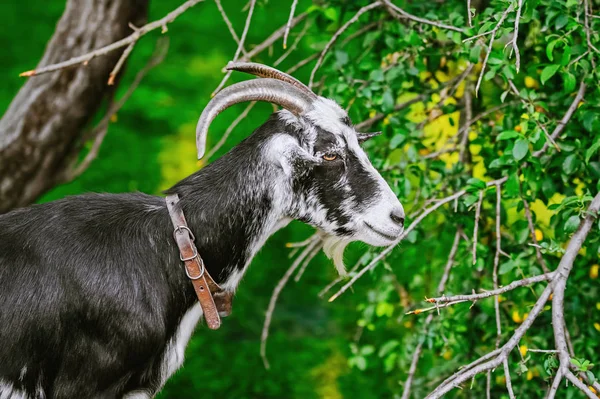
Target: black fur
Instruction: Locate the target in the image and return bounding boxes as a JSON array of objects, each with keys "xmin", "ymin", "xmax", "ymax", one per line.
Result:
[{"xmin": 0, "ymin": 111, "xmax": 383, "ymax": 398}]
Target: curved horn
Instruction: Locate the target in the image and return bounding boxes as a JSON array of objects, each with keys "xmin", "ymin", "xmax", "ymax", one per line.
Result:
[
  {"xmin": 226, "ymin": 61, "xmax": 317, "ymax": 100},
  {"xmin": 196, "ymin": 78, "xmax": 313, "ymax": 159}
]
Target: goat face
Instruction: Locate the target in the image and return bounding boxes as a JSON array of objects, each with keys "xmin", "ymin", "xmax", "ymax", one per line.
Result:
[
  {"xmin": 273, "ymin": 98, "xmax": 405, "ymax": 250},
  {"xmin": 195, "ymin": 63, "xmax": 405, "ymax": 269}
]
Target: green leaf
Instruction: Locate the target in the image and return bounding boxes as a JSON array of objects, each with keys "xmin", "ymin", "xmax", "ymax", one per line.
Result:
[
  {"xmin": 378, "ymin": 340, "xmax": 399, "ymax": 357},
  {"xmin": 546, "ymin": 40, "xmax": 558, "ymax": 61},
  {"xmin": 583, "ymin": 111, "xmax": 596, "ymax": 132},
  {"xmin": 467, "ymin": 178, "xmax": 486, "ymax": 190},
  {"xmin": 499, "ymin": 260, "xmax": 516, "ymax": 275},
  {"xmin": 497, "ymin": 130, "xmax": 521, "ymax": 140},
  {"xmin": 560, "ymin": 45, "xmax": 572, "ymax": 66},
  {"xmin": 562, "ymin": 154, "xmax": 580, "ymax": 175},
  {"xmin": 564, "ymin": 215, "xmax": 581, "ymax": 233},
  {"xmin": 585, "ymin": 137, "xmax": 600, "ymax": 164},
  {"xmin": 382, "ymin": 90, "xmax": 394, "ymax": 113},
  {"xmin": 513, "ymin": 139, "xmax": 529, "ymax": 160},
  {"xmin": 541, "ymin": 64, "xmax": 561, "ymax": 84},
  {"xmin": 562, "ymin": 72, "xmax": 576, "ymax": 93},
  {"xmin": 469, "ymin": 45, "xmax": 481, "ymax": 63}
]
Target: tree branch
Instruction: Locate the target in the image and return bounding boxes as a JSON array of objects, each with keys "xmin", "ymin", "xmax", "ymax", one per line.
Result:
[
  {"xmin": 309, "ymin": 1, "xmax": 382, "ymax": 87},
  {"xmin": 20, "ymin": 0, "xmax": 201, "ymax": 77},
  {"xmin": 532, "ymin": 81, "xmax": 587, "ymax": 157}
]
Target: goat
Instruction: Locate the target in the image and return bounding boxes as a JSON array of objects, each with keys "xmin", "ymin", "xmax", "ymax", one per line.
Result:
[{"xmin": 0, "ymin": 63, "xmax": 405, "ymax": 399}]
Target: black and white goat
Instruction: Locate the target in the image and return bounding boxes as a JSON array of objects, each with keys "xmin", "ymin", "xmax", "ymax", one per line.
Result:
[{"xmin": 0, "ymin": 63, "xmax": 405, "ymax": 398}]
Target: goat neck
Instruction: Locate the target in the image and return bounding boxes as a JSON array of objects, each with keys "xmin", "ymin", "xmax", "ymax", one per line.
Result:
[{"xmin": 166, "ymin": 127, "xmax": 292, "ymax": 293}]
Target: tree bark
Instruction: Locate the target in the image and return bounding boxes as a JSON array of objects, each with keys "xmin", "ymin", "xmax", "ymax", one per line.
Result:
[{"xmin": 0, "ymin": 0, "xmax": 149, "ymax": 213}]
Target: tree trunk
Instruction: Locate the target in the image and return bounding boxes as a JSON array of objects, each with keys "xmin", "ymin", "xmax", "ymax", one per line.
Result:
[{"xmin": 0, "ymin": 0, "xmax": 149, "ymax": 213}]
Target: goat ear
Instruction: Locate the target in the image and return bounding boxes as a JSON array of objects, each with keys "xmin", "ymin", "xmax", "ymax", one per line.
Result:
[
  {"xmin": 278, "ymin": 144, "xmax": 320, "ymax": 176},
  {"xmin": 357, "ymin": 131, "xmax": 382, "ymax": 143}
]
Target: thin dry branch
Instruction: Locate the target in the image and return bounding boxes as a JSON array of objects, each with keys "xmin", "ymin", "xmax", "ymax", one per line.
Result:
[
  {"xmin": 239, "ymin": 12, "xmax": 308, "ymax": 62},
  {"xmin": 107, "ymin": 42, "xmax": 134, "ymax": 85},
  {"xmin": 261, "ymin": 237, "xmax": 321, "ymax": 369},
  {"xmin": 472, "ymin": 190, "xmax": 483, "ymax": 265},
  {"xmin": 214, "ymin": 0, "xmax": 247, "ymax": 54},
  {"xmin": 459, "ymin": 82, "xmax": 473, "ymax": 164},
  {"xmin": 283, "ymin": 0, "xmax": 299, "ymax": 49},
  {"xmin": 508, "ymin": 79, "xmax": 560, "ymax": 152},
  {"xmin": 400, "ymin": 229, "xmax": 462, "ymax": 399},
  {"xmin": 20, "ymin": 0, "xmax": 202, "ymax": 77},
  {"xmin": 584, "ymin": 0, "xmax": 600, "ymax": 71},
  {"xmin": 212, "ymin": 0, "xmax": 256, "ymax": 96},
  {"xmin": 425, "ymin": 191, "xmax": 600, "ymax": 398},
  {"xmin": 532, "ymin": 81, "xmax": 587, "ymax": 156},
  {"xmin": 426, "ymin": 272, "xmax": 554, "ymax": 305},
  {"xmin": 309, "ymin": 1, "xmax": 382, "ymax": 88},
  {"xmin": 294, "ymin": 241, "xmax": 323, "ymax": 282},
  {"xmin": 473, "ymin": 4, "xmax": 514, "ymax": 95},
  {"xmin": 274, "ymin": 19, "xmax": 310, "ymax": 66},
  {"xmin": 383, "ymin": 0, "xmax": 465, "ymax": 33},
  {"xmin": 509, "ymin": 0, "xmax": 524, "ymax": 72},
  {"xmin": 61, "ymin": 38, "xmax": 169, "ymax": 182},
  {"xmin": 467, "ymin": 0, "xmax": 473, "ymax": 27},
  {"xmin": 550, "ymin": 192, "xmax": 600, "ymax": 398}
]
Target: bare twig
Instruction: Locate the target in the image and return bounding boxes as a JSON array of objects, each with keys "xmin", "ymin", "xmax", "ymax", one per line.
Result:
[
  {"xmin": 426, "ymin": 191, "xmax": 600, "ymax": 398},
  {"xmin": 107, "ymin": 42, "xmax": 135, "ymax": 85},
  {"xmin": 239, "ymin": 12, "xmax": 308, "ymax": 62},
  {"xmin": 491, "ymin": 184, "xmax": 516, "ymax": 399},
  {"xmin": 309, "ymin": 1, "xmax": 382, "ymax": 87},
  {"xmin": 550, "ymin": 192, "xmax": 600, "ymax": 398},
  {"xmin": 474, "ymin": 4, "xmax": 514, "ymax": 95},
  {"xmin": 472, "ymin": 190, "xmax": 483, "ymax": 265},
  {"xmin": 426, "ymin": 272, "xmax": 554, "ymax": 305},
  {"xmin": 294, "ymin": 241, "xmax": 323, "ymax": 282},
  {"xmin": 212, "ymin": 0, "xmax": 256, "ymax": 96},
  {"xmin": 61, "ymin": 38, "xmax": 169, "ymax": 182},
  {"xmin": 20, "ymin": 0, "xmax": 202, "ymax": 77},
  {"xmin": 532, "ymin": 82, "xmax": 587, "ymax": 156},
  {"xmin": 508, "ymin": 79, "xmax": 560, "ymax": 152},
  {"xmin": 261, "ymin": 238, "xmax": 321, "ymax": 369},
  {"xmin": 509, "ymin": 0, "xmax": 524, "ymax": 72},
  {"xmin": 400, "ymin": 229, "xmax": 462, "ymax": 399},
  {"xmin": 584, "ymin": 0, "xmax": 600, "ymax": 71},
  {"xmin": 214, "ymin": 0, "xmax": 247, "ymax": 54},
  {"xmin": 467, "ymin": 0, "xmax": 473, "ymax": 27},
  {"xmin": 274, "ymin": 19, "xmax": 310, "ymax": 66},
  {"xmin": 283, "ymin": 0, "xmax": 299, "ymax": 49},
  {"xmin": 459, "ymin": 83, "xmax": 473, "ymax": 164},
  {"xmin": 383, "ymin": 0, "xmax": 465, "ymax": 33}
]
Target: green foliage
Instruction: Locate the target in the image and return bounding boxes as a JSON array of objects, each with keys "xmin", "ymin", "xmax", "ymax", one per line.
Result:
[{"xmin": 2, "ymin": 0, "xmax": 600, "ymax": 397}]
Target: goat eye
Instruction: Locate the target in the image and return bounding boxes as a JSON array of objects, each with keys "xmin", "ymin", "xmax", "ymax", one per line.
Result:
[{"xmin": 323, "ymin": 153, "xmax": 337, "ymax": 161}]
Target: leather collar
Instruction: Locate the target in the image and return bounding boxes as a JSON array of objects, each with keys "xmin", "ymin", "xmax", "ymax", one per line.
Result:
[{"xmin": 165, "ymin": 194, "xmax": 232, "ymax": 330}]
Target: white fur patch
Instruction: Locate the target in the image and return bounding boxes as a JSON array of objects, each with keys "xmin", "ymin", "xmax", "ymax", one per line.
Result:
[
  {"xmin": 0, "ymin": 381, "xmax": 28, "ymax": 399},
  {"xmin": 123, "ymin": 391, "xmax": 152, "ymax": 399},
  {"xmin": 159, "ymin": 303, "xmax": 203, "ymax": 387}
]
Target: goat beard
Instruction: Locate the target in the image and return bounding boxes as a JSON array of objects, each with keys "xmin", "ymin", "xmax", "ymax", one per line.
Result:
[{"xmin": 322, "ymin": 235, "xmax": 349, "ymax": 277}]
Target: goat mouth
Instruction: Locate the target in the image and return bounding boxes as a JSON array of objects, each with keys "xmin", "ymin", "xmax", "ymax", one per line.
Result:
[{"xmin": 364, "ymin": 222, "xmax": 398, "ymax": 241}]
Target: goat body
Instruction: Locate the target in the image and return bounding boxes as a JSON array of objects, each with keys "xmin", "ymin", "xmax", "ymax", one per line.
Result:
[{"xmin": 1, "ymin": 92, "xmax": 405, "ymax": 398}]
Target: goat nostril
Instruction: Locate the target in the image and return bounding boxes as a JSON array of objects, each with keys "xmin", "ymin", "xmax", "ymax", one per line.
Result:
[{"xmin": 390, "ymin": 211, "xmax": 405, "ymax": 227}]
